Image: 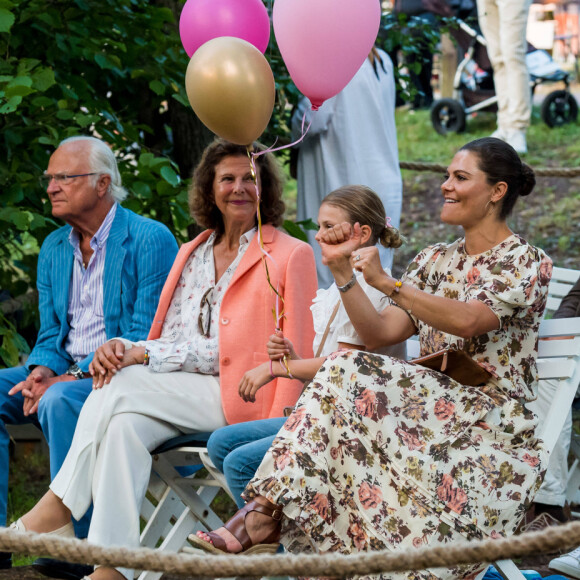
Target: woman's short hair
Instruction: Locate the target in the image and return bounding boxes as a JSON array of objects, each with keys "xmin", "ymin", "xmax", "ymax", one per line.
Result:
[
  {"xmin": 322, "ymin": 185, "xmax": 404, "ymax": 249},
  {"xmin": 189, "ymin": 139, "xmax": 285, "ymax": 237},
  {"xmin": 460, "ymin": 137, "xmax": 535, "ymax": 219},
  {"xmin": 59, "ymin": 136, "xmax": 128, "ymax": 202}
]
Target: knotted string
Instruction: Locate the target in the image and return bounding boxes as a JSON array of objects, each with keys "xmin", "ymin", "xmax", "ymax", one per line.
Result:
[
  {"xmin": 246, "ymin": 148, "xmax": 285, "ymax": 329},
  {"xmin": 246, "ymin": 108, "xmax": 313, "ymax": 331}
]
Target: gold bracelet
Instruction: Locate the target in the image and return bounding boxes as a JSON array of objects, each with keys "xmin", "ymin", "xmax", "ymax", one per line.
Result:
[{"xmin": 407, "ymin": 287, "xmax": 419, "ymax": 315}]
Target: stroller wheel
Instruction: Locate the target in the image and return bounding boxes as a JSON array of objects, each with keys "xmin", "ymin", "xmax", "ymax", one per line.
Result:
[
  {"xmin": 430, "ymin": 99, "xmax": 466, "ymax": 135},
  {"xmin": 541, "ymin": 90, "xmax": 578, "ymax": 128}
]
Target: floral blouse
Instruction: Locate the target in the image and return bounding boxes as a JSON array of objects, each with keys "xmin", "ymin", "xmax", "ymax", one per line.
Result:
[
  {"xmin": 115, "ymin": 229, "xmax": 255, "ymax": 374},
  {"xmin": 402, "ymin": 234, "xmax": 552, "ymax": 400}
]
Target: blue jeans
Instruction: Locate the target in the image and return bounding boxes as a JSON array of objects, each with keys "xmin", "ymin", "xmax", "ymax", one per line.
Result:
[
  {"xmin": 207, "ymin": 418, "xmax": 286, "ymax": 508},
  {"xmin": 0, "ymin": 367, "xmax": 92, "ymax": 537}
]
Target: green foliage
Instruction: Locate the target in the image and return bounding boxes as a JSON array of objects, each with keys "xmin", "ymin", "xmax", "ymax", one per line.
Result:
[
  {"xmin": 0, "ymin": 0, "xmax": 195, "ymax": 365},
  {"xmin": 0, "ymin": 1, "xmax": 441, "ymax": 366},
  {"xmin": 0, "ymin": 312, "xmax": 30, "ymax": 367},
  {"xmin": 378, "ymin": 12, "xmax": 449, "ymax": 105}
]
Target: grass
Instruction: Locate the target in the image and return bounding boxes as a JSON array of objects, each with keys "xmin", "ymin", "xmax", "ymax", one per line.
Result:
[
  {"xmin": 395, "ymin": 98, "xmax": 580, "ymax": 164},
  {"xmin": 8, "ymin": 448, "xmax": 50, "ymax": 565}
]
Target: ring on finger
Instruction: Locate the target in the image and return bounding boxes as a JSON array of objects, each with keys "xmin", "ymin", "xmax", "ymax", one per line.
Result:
[{"xmin": 355, "ymin": 255, "xmax": 361, "ymax": 262}]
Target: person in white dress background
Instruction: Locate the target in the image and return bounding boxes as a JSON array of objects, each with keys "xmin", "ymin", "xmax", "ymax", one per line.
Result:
[{"xmin": 291, "ymin": 47, "xmax": 403, "ymax": 288}]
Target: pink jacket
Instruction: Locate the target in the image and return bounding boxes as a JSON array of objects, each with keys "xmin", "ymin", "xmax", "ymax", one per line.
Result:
[{"xmin": 148, "ymin": 225, "xmax": 318, "ymax": 424}]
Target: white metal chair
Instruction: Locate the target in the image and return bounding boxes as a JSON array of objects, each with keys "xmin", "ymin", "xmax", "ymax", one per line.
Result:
[
  {"xmin": 137, "ymin": 432, "xmax": 235, "ymax": 580},
  {"xmin": 481, "ymin": 317, "xmax": 580, "ymax": 580},
  {"xmin": 544, "ymin": 266, "xmax": 580, "ymax": 505}
]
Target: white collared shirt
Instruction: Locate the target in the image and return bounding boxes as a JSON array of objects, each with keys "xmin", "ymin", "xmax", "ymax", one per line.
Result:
[{"xmin": 65, "ymin": 203, "xmax": 118, "ymax": 361}]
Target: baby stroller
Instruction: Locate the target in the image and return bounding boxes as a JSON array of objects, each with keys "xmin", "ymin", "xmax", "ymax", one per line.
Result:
[{"xmin": 430, "ymin": 17, "xmax": 579, "ymax": 135}]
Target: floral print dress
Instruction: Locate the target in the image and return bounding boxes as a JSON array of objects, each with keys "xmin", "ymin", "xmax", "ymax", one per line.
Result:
[{"xmin": 245, "ymin": 235, "xmax": 553, "ymax": 580}]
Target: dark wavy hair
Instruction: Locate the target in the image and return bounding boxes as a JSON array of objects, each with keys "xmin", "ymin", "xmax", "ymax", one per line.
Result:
[
  {"xmin": 460, "ymin": 137, "xmax": 536, "ymax": 219},
  {"xmin": 189, "ymin": 139, "xmax": 285, "ymax": 238}
]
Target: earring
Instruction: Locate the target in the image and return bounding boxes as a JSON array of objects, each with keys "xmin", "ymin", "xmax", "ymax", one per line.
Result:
[{"xmin": 484, "ymin": 199, "xmax": 495, "ymax": 213}]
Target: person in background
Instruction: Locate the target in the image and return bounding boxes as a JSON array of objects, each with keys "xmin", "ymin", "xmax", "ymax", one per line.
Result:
[
  {"xmin": 0, "ymin": 136, "xmax": 178, "ymax": 578},
  {"xmin": 205, "ymin": 185, "xmax": 405, "ymax": 507},
  {"xmin": 476, "ymin": 0, "xmax": 532, "ymax": 154},
  {"xmin": 291, "ymin": 47, "xmax": 402, "ymax": 288},
  {"xmin": 538, "ymin": 276, "xmax": 580, "ymax": 579},
  {"xmin": 551, "ymin": 278, "xmax": 580, "ymax": 320},
  {"xmin": 6, "ymin": 139, "xmax": 317, "ymax": 580}
]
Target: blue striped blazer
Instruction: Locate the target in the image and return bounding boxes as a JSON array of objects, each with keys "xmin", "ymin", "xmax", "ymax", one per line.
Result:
[{"xmin": 25, "ymin": 205, "xmax": 178, "ymax": 375}]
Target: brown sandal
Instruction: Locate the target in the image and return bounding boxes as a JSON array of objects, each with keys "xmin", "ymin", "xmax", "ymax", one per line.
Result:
[{"xmin": 187, "ymin": 499, "xmax": 282, "ymax": 555}]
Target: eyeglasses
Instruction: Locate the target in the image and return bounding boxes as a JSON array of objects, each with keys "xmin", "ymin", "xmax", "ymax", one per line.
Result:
[
  {"xmin": 39, "ymin": 173, "xmax": 98, "ymax": 188},
  {"xmin": 197, "ymin": 287, "xmax": 214, "ymax": 338}
]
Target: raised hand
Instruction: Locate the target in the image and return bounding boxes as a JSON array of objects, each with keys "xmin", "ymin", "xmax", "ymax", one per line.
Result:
[
  {"xmin": 352, "ymin": 246, "xmax": 389, "ymax": 289},
  {"xmin": 267, "ymin": 330, "xmax": 298, "ymax": 361},
  {"xmin": 319, "ymin": 222, "xmax": 363, "ymax": 271}
]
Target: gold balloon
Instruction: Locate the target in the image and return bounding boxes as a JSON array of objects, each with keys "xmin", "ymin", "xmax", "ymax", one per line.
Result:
[{"xmin": 185, "ymin": 37, "xmax": 276, "ymax": 146}]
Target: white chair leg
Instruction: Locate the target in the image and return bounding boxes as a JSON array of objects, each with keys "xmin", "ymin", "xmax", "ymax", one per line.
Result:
[
  {"xmin": 138, "ymin": 507, "xmax": 202, "ymax": 580},
  {"xmin": 493, "ymin": 559, "xmax": 528, "ymax": 580},
  {"xmin": 140, "ymin": 486, "xmax": 188, "ymax": 548}
]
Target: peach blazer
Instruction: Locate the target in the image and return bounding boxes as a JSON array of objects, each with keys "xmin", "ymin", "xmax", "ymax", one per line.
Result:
[{"xmin": 148, "ymin": 225, "xmax": 318, "ymax": 424}]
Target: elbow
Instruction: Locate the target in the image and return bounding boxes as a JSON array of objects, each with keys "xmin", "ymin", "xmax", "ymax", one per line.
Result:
[
  {"xmin": 365, "ymin": 339, "xmax": 385, "ymax": 352},
  {"xmin": 455, "ymin": 316, "xmax": 484, "ymax": 339},
  {"xmin": 364, "ymin": 335, "xmax": 392, "ymax": 352}
]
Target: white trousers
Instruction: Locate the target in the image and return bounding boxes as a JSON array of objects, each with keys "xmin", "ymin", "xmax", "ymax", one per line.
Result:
[
  {"xmin": 50, "ymin": 365, "xmax": 227, "ymax": 580},
  {"xmin": 476, "ymin": 0, "xmax": 532, "ymax": 133},
  {"xmin": 528, "ymin": 378, "xmax": 572, "ymax": 506}
]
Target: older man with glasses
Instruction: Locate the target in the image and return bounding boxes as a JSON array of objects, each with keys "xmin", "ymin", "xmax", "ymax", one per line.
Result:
[{"xmin": 0, "ymin": 136, "xmax": 178, "ymax": 576}]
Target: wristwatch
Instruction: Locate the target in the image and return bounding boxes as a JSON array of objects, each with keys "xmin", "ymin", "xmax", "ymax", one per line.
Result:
[
  {"xmin": 65, "ymin": 363, "xmax": 85, "ymax": 380},
  {"xmin": 336, "ymin": 272, "xmax": 357, "ymax": 293}
]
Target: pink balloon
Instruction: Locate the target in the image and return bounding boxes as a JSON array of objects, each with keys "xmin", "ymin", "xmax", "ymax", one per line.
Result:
[
  {"xmin": 179, "ymin": 0, "xmax": 270, "ymax": 58},
  {"xmin": 273, "ymin": 0, "xmax": 381, "ymax": 109}
]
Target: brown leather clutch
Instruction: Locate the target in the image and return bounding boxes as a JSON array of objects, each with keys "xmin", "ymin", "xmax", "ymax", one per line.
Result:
[{"xmin": 411, "ymin": 347, "xmax": 491, "ymax": 386}]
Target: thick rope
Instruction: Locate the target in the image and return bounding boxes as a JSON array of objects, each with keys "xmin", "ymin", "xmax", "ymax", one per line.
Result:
[
  {"xmin": 399, "ymin": 161, "xmax": 580, "ymax": 177},
  {"xmin": 1, "ymin": 520, "xmax": 580, "ymax": 578}
]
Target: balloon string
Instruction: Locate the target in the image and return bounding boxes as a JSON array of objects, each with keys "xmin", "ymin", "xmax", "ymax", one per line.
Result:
[
  {"xmin": 251, "ymin": 109, "xmax": 313, "ymax": 158},
  {"xmin": 246, "ymin": 111, "xmax": 313, "ymax": 330},
  {"xmin": 246, "ymin": 147, "xmax": 285, "ymax": 330}
]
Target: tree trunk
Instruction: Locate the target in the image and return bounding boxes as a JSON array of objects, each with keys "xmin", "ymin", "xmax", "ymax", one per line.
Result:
[{"xmin": 156, "ymin": 0, "xmax": 214, "ymax": 178}]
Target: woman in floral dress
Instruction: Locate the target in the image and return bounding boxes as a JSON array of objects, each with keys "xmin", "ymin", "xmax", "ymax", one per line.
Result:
[{"xmin": 192, "ymin": 138, "xmax": 553, "ymax": 580}]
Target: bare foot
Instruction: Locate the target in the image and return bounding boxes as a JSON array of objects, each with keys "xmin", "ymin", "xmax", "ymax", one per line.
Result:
[
  {"xmin": 20, "ymin": 490, "xmax": 72, "ymax": 533},
  {"xmin": 196, "ymin": 496, "xmax": 280, "ymax": 553}
]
